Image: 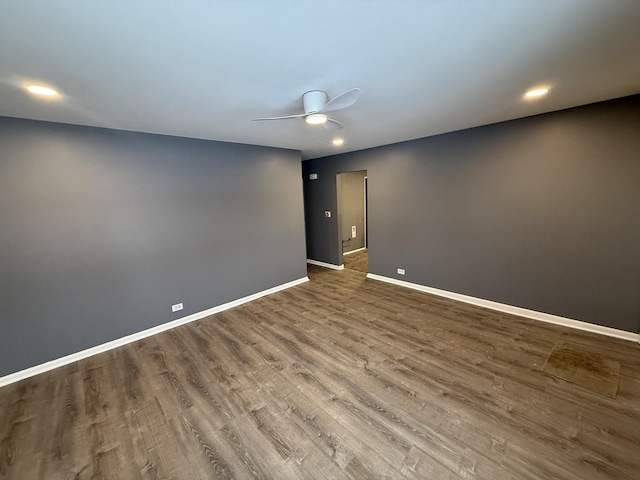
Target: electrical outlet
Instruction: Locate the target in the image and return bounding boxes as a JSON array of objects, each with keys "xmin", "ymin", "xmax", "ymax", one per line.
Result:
[
  {"xmin": 397, "ymin": 268, "xmax": 405, "ymax": 275},
  {"xmin": 171, "ymin": 303, "xmax": 184, "ymax": 312},
  {"xmin": 324, "ymin": 211, "xmax": 331, "ymax": 218},
  {"xmin": 351, "ymin": 225, "xmax": 357, "ymax": 238}
]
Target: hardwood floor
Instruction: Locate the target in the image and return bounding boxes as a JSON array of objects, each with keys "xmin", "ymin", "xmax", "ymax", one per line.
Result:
[
  {"xmin": 343, "ymin": 249, "xmax": 368, "ymax": 273},
  {"xmin": 1, "ymin": 265, "xmax": 639, "ymax": 479}
]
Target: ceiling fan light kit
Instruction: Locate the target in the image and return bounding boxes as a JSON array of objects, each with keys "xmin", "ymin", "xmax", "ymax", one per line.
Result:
[
  {"xmin": 305, "ymin": 113, "xmax": 328, "ymax": 125},
  {"xmin": 253, "ymin": 88, "xmax": 361, "ymax": 130}
]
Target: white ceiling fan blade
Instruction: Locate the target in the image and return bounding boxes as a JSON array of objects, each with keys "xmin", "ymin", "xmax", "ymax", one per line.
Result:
[
  {"xmin": 321, "ymin": 88, "xmax": 361, "ymax": 113},
  {"xmin": 323, "ymin": 118, "xmax": 344, "ymax": 130},
  {"xmin": 252, "ymin": 113, "xmax": 306, "ymax": 121}
]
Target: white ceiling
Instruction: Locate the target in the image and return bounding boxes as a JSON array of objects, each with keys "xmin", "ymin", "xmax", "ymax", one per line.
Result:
[{"xmin": 1, "ymin": 1, "xmax": 639, "ymax": 160}]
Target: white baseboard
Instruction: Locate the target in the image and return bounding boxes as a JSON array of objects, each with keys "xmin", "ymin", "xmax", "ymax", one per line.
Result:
[
  {"xmin": 0, "ymin": 276, "xmax": 309, "ymax": 389},
  {"xmin": 306, "ymin": 259, "xmax": 344, "ymax": 270},
  {"xmin": 343, "ymin": 247, "xmax": 367, "ymax": 256},
  {"xmin": 366, "ymin": 273, "xmax": 640, "ymax": 343}
]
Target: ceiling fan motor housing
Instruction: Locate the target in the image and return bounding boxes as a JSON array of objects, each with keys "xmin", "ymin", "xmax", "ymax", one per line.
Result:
[{"xmin": 303, "ymin": 90, "xmax": 328, "ymax": 114}]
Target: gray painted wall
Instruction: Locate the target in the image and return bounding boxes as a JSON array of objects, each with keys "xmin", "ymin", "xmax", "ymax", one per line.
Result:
[
  {"xmin": 0, "ymin": 116, "xmax": 307, "ymax": 377},
  {"xmin": 303, "ymin": 95, "xmax": 640, "ymax": 333},
  {"xmin": 337, "ymin": 171, "xmax": 367, "ymax": 255},
  {"xmin": 304, "ymin": 169, "xmax": 340, "ymax": 264}
]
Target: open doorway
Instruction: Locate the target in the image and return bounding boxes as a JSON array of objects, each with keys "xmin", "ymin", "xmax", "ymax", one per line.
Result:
[{"xmin": 337, "ymin": 170, "xmax": 368, "ymax": 273}]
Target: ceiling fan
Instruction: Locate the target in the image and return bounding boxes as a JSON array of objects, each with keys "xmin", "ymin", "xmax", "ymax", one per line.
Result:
[{"xmin": 252, "ymin": 88, "xmax": 361, "ymax": 130}]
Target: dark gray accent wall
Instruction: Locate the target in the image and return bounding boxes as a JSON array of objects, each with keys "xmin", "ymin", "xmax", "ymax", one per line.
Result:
[
  {"xmin": 303, "ymin": 95, "xmax": 640, "ymax": 333},
  {"xmin": 0, "ymin": 117, "xmax": 307, "ymax": 377}
]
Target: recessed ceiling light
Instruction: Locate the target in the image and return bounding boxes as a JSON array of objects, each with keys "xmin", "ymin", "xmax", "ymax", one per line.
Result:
[
  {"xmin": 305, "ymin": 113, "xmax": 327, "ymax": 125},
  {"xmin": 332, "ymin": 138, "xmax": 344, "ymax": 146},
  {"xmin": 26, "ymin": 85, "xmax": 59, "ymax": 96},
  {"xmin": 524, "ymin": 87, "xmax": 549, "ymax": 98}
]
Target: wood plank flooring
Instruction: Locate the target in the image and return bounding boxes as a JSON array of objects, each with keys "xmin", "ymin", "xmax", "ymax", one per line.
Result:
[
  {"xmin": 1, "ymin": 265, "xmax": 639, "ymax": 479},
  {"xmin": 343, "ymin": 249, "xmax": 368, "ymax": 273}
]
